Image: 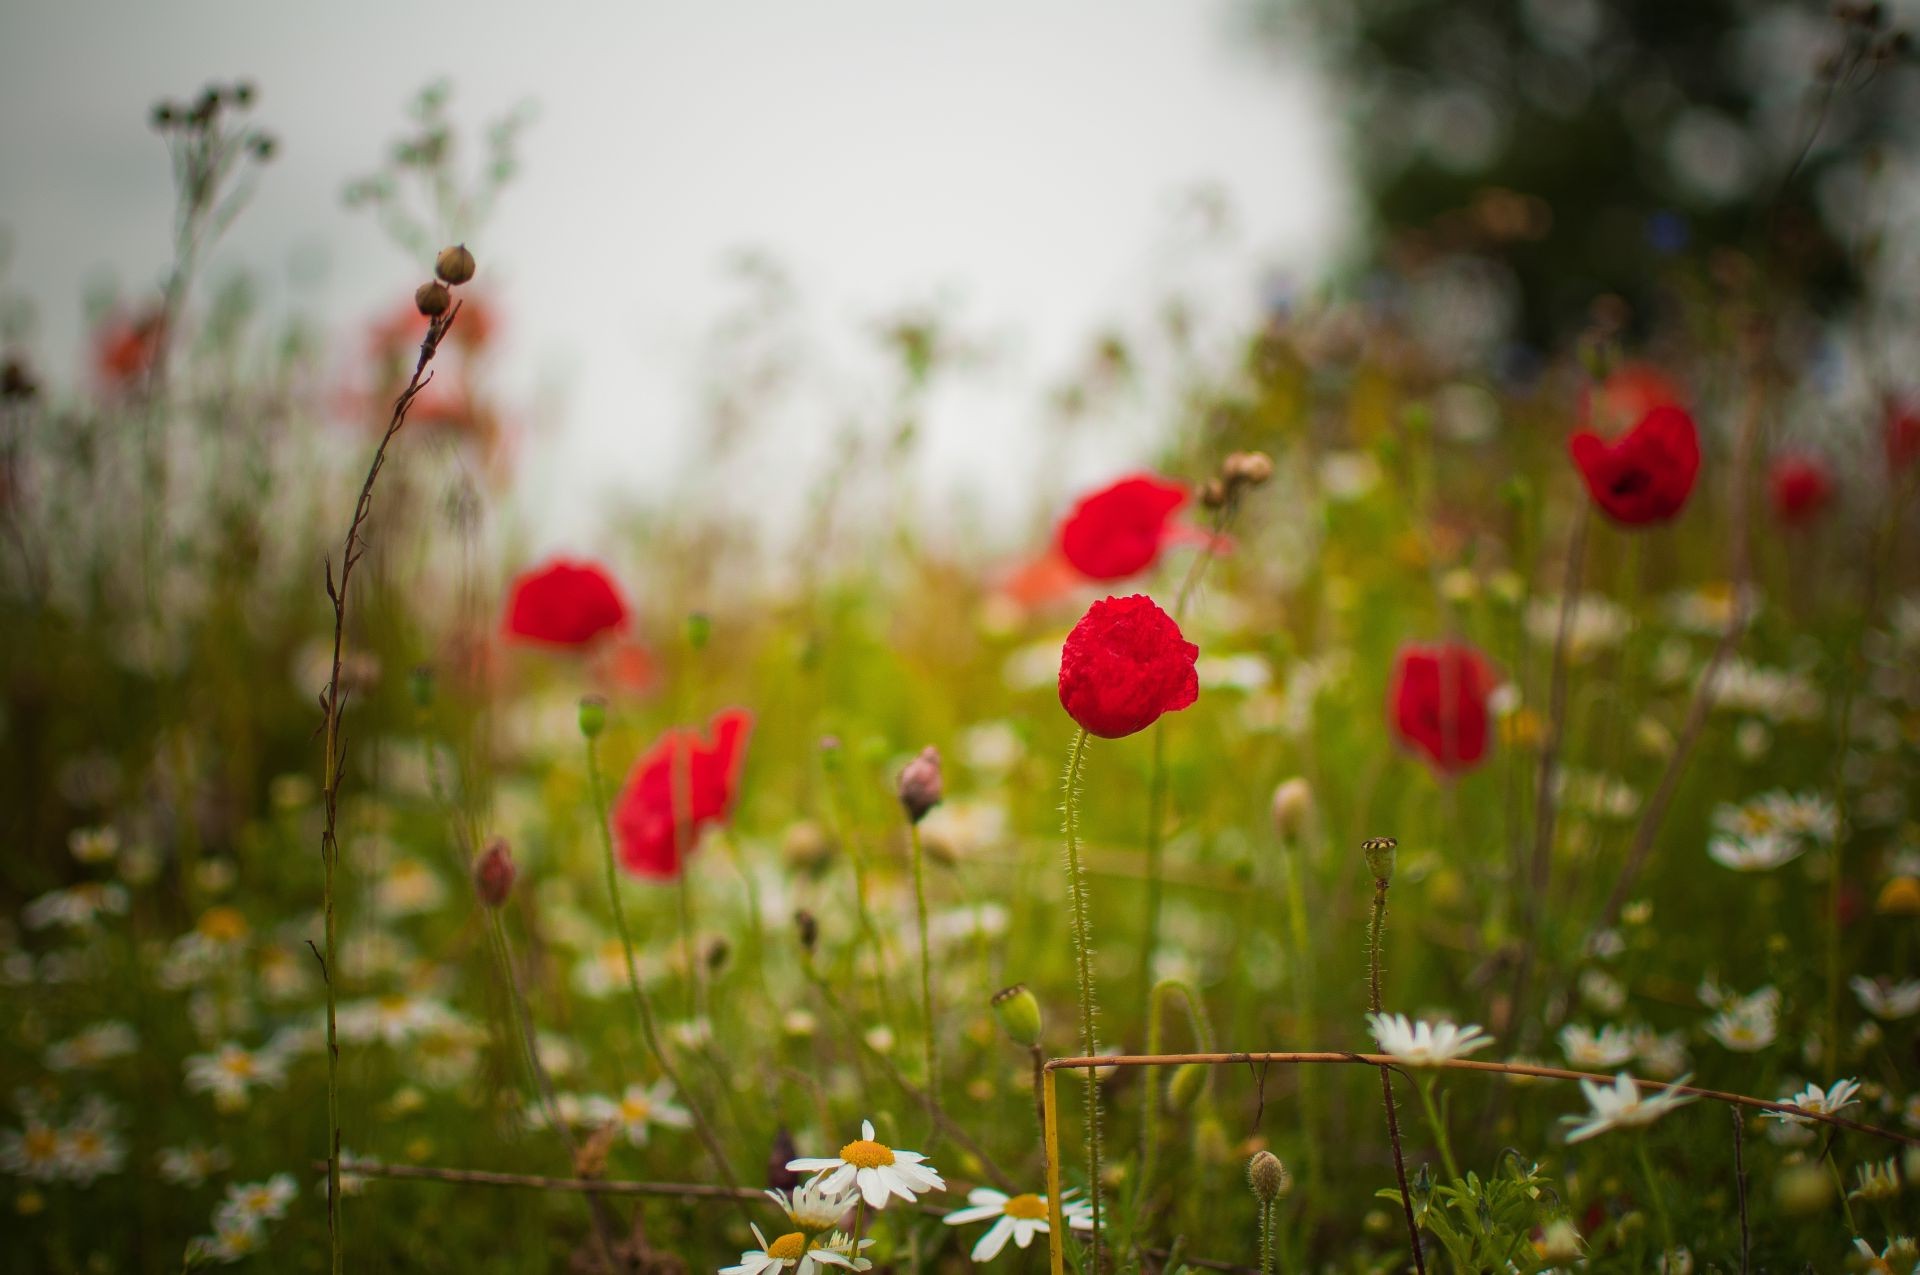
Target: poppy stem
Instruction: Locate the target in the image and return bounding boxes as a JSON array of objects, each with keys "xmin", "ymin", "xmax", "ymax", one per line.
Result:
[
  {"xmin": 1060, "ymin": 726, "xmax": 1103, "ymax": 1270},
  {"xmin": 582, "ymin": 732, "xmax": 749, "ymax": 1225},
  {"xmin": 1367, "ymin": 867, "xmax": 1426, "ymax": 1275},
  {"xmin": 907, "ymin": 821, "xmax": 943, "ymax": 1123}
]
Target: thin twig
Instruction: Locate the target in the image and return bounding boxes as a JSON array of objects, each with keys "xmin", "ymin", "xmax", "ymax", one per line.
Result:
[{"xmin": 1731, "ymin": 1106, "xmax": 1750, "ymax": 1275}]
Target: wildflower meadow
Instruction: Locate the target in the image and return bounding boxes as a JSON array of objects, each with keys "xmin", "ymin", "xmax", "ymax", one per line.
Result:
[{"xmin": 3, "ymin": 11, "xmax": 1920, "ymax": 1274}]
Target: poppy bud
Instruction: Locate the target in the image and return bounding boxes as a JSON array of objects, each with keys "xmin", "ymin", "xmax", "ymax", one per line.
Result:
[
  {"xmin": 1165, "ymin": 1061, "xmax": 1208, "ymax": 1112},
  {"xmin": 578, "ymin": 695, "xmax": 607, "ymax": 739},
  {"xmin": 1223, "ymin": 450, "xmax": 1274, "ymax": 488},
  {"xmin": 794, "ymin": 909, "xmax": 819, "ymax": 955},
  {"xmin": 474, "ymin": 837, "xmax": 516, "ymax": 908},
  {"xmin": 991, "ymin": 984, "xmax": 1043, "ymax": 1047},
  {"xmin": 1246, "ymin": 1150, "xmax": 1291, "ymax": 1203},
  {"xmin": 685, "ymin": 611, "xmax": 711, "ymax": 650},
  {"xmin": 1198, "ymin": 477, "xmax": 1229, "ymax": 510},
  {"xmin": 1362, "ymin": 835, "xmax": 1397, "ymax": 884},
  {"xmin": 1270, "ymin": 778, "xmax": 1315, "ymax": 843},
  {"xmin": 435, "ymin": 243, "xmax": 477, "ymax": 286},
  {"xmin": 415, "ymin": 281, "xmax": 451, "ymax": 317},
  {"xmin": 896, "ymin": 746, "xmax": 943, "ymax": 824}
]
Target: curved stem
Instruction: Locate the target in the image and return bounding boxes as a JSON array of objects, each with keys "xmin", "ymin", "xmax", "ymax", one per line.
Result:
[{"xmin": 1061, "ymin": 727, "xmax": 1102, "ymax": 1269}]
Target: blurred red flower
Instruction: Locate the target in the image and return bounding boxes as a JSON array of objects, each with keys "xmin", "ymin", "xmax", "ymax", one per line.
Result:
[
  {"xmin": 1058, "ymin": 473, "xmax": 1187, "ymax": 580},
  {"xmin": 1579, "ymin": 363, "xmax": 1685, "ymax": 432},
  {"xmin": 1390, "ymin": 642, "xmax": 1496, "ymax": 776},
  {"xmin": 613, "ymin": 708, "xmax": 754, "ymax": 879},
  {"xmin": 1768, "ymin": 454, "xmax": 1834, "ymax": 527},
  {"xmin": 1886, "ymin": 397, "xmax": 1920, "ymax": 472},
  {"xmin": 93, "ymin": 307, "xmax": 166, "ymax": 393},
  {"xmin": 503, "ymin": 558, "xmax": 629, "ymax": 648},
  {"xmin": 1568, "ymin": 404, "xmax": 1700, "ymax": 526},
  {"xmin": 1058, "ymin": 594, "xmax": 1199, "ymax": 739}
]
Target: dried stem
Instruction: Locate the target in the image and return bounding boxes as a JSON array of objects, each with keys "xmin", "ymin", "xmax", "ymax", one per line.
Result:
[{"xmin": 317, "ymin": 302, "xmax": 457, "ymax": 1275}]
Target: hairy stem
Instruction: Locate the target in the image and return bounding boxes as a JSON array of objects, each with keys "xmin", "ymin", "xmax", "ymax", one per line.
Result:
[
  {"xmin": 1061, "ymin": 727, "xmax": 1102, "ymax": 1268},
  {"xmin": 1368, "ymin": 872, "xmax": 1426, "ymax": 1275}
]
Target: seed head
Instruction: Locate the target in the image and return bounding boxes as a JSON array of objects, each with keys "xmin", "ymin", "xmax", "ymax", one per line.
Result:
[
  {"xmin": 1246, "ymin": 1150, "xmax": 1291, "ymax": 1204},
  {"xmin": 1362, "ymin": 835, "xmax": 1397, "ymax": 884},
  {"xmin": 577, "ymin": 695, "xmax": 607, "ymax": 739},
  {"xmin": 1222, "ymin": 450, "xmax": 1274, "ymax": 488},
  {"xmin": 990, "ymin": 984, "xmax": 1043, "ymax": 1048},
  {"xmin": 415, "ymin": 281, "xmax": 451, "ymax": 317},
  {"xmin": 434, "ymin": 243, "xmax": 477, "ymax": 286},
  {"xmin": 896, "ymin": 745, "xmax": 943, "ymax": 824}
]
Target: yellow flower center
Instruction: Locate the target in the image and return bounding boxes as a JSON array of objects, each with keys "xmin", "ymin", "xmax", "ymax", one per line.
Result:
[
  {"xmin": 222, "ymin": 1052, "xmax": 256, "ymax": 1078},
  {"xmin": 24, "ymin": 1129, "xmax": 58, "ymax": 1159},
  {"xmin": 196, "ymin": 906, "xmax": 249, "ymax": 942},
  {"xmin": 620, "ymin": 1097, "xmax": 651, "ymax": 1122},
  {"xmin": 1003, "ymin": 1193, "xmax": 1048, "ymax": 1220},
  {"xmin": 839, "ymin": 1138, "xmax": 895, "ymax": 1169},
  {"xmin": 766, "ymin": 1232, "xmax": 809, "ymax": 1259}
]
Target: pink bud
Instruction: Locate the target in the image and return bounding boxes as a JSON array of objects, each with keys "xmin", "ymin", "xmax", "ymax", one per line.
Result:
[
  {"xmin": 896, "ymin": 745, "xmax": 943, "ymax": 824},
  {"xmin": 475, "ymin": 837, "xmax": 517, "ymax": 908}
]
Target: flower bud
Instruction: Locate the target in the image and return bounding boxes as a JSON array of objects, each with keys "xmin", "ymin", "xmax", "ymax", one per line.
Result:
[
  {"xmin": 415, "ymin": 281, "xmax": 451, "ymax": 317},
  {"xmin": 578, "ymin": 695, "xmax": 607, "ymax": 739},
  {"xmin": 1362, "ymin": 835, "xmax": 1397, "ymax": 884},
  {"xmin": 1223, "ymin": 450, "xmax": 1275, "ymax": 488},
  {"xmin": 474, "ymin": 837, "xmax": 516, "ymax": 908},
  {"xmin": 780, "ymin": 820, "xmax": 836, "ymax": 875},
  {"xmin": 1198, "ymin": 477, "xmax": 1229, "ymax": 510},
  {"xmin": 1246, "ymin": 1150, "xmax": 1291, "ymax": 1204},
  {"xmin": 685, "ymin": 611, "xmax": 711, "ymax": 650},
  {"xmin": 1270, "ymin": 778, "xmax": 1315, "ymax": 843},
  {"xmin": 794, "ymin": 909, "xmax": 819, "ymax": 955},
  {"xmin": 897, "ymin": 746, "xmax": 943, "ymax": 824},
  {"xmin": 991, "ymin": 984, "xmax": 1043, "ymax": 1048},
  {"xmin": 1165, "ymin": 1061, "xmax": 1208, "ymax": 1113},
  {"xmin": 434, "ymin": 243, "xmax": 476, "ymax": 286}
]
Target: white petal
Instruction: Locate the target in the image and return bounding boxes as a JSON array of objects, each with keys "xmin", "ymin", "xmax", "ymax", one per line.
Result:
[
  {"xmin": 972, "ymin": 1217, "xmax": 1015, "ymax": 1262},
  {"xmin": 944, "ymin": 1205, "xmax": 1004, "ymax": 1225},
  {"xmin": 857, "ymin": 1167, "xmax": 890, "ymax": 1208}
]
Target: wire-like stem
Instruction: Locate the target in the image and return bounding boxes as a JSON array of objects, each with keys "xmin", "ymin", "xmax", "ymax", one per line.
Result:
[
  {"xmin": 908, "ymin": 821, "xmax": 942, "ymax": 1118},
  {"xmin": 316, "ymin": 301, "xmax": 456, "ymax": 1275},
  {"xmin": 1060, "ymin": 727, "xmax": 1102, "ymax": 1269},
  {"xmin": 1367, "ymin": 870, "xmax": 1426, "ymax": 1275},
  {"xmin": 582, "ymin": 731, "xmax": 747, "ymax": 1221}
]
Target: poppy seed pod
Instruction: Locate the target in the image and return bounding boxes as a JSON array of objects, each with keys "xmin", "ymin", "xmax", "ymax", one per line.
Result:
[
  {"xmin": 896, "ymin": 746, "xmax": 943, "ymax": 824},
  {"xmin": 434, "ymin": 243, "xmax": 476, "ymax": 286},
  {"xmin": 1223, "ymin": 450, "xmax": 1274, "ymax": 488},
  {"xmin": 1362, "ymin": 836, "xmax": 1397, "ymax": 884},
  {"xmin": 1247, "ymin": 1150, "xmax": 1291, "ymax": 1203},
  {"xmin": 577, "ymin": 695, "xmax": 607, "ymax": 739},
  {"xmin": 991, "ymin": 984, "xmax": 1043, "ymax": 1048},
  {"xmin": 415, "ymin": 281, "xmax": 451, "ymax": 317},
  {"xmin": 1270, "ymin": 778, "xmax": 1315, "ymax": 843},
  {"xmin": 474, "ymin": 837, "xmax": 516, "ymax": 908}
]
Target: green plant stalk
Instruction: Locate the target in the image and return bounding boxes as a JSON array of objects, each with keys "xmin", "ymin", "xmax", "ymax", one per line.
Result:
[
  {"xmin": 1138, "ymin": 977, "xmax": 1215, "ymax": 1224},
  {"xmin": 583, "ymin": 733, "xmax": 746, "ymax": 1219},
  {"xmin": 1061, "ymin": 727, "xmax": 1102, "ymax": 1269},
  {"xmin": 1368, "ymin": 872, "xmax": 1426, "ymax": 1275},
  {"xmin": 1634, "ymin": 1135, "xmax": 1675, "ymax": 1267},
  {"xmin": 1258, "ymin": 1198, "xmax": 1274, "ymax": 1275},
  {"xmin": 908, "ymin": 821, "xmax": 942, "ymax": 1115},
  {"xmin": 1415, "ymin": 1075, "xmax": 1460, "ymax": 1182},
  {"xmin": 1279, "ymin": 833, "xmax": 1320, "ymax": 1197}
]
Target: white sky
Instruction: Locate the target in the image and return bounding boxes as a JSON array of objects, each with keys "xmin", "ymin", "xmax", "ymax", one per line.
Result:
[{"xmin": 0, "ymin": 1, "xmax": 1349, "ymax": 550}]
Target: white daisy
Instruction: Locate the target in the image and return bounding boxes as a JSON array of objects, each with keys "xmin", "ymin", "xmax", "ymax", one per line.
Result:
[
  {"xmin": 943, "ymin": 1187, "xmax": 1094, "ymax": 1262},
  {"xmin": 1703, "ymin": 987, "xmax": 1780, "ymax": 1053},
  {"xmin": 158, "ymin": 1143, "xmax": 232, "ymax": 1188},
  {"xmin": 21, "ymin": 882, "xmax": 129, "ymax": 931},
  {"xmin": 1366, "ymin": 1014, "xmax": 1493, "ymax": 1066},
  {"xmin": 184, "ymin": 1042, "xmax": 288, "ymax": 1112},
  {"xmin": 1851, "ymin": 975, "xmax": 1920, "ymax": 1021},
  {"xmin": 1562, "ymin": 1072, "xmax": 1697, "ymax": 1143},
  {"xmin": 1764, "ymin": 1078, "xmax": 1861, "ymax": 1125},
  {"xmin": 720, "ymin": 1224, "xmax": 872, "ymax": 1275},
  {"xmin": 58, "ymin": 1099, "xmax": 125, "ymax": 1185},
  {"xmin": 1706, "ymin": 831, "xmax": 1804, "ymax": 872},
  {"xmin": 0, "ymin": 1116, "xmax": 65, "ymax": 1182},
  {"xmin": 44, "ymin": 1021, "xmax": 139, "ymax": 1072},
  {"xmin": 1558, "ymin": 1023, "xmax": 1637, "ymax": 1069},
  {"xmin": 786, "ymin": 1119, "xmax": 945, "ymax": 1209},
  {"xmin": 765, "ymin": 1178, "xmax": 859, "ymax": 1233},
  {"xmin": 584, "ymin": 1079, "xmax": 693, "ymax": 1147},
  {"xmin": 214, "ymin": 1173, "xmax": 297, "ymax": 1229}
]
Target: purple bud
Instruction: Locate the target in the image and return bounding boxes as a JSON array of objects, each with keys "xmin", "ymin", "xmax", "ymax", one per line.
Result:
[{"xmin": 896, "ymin": 745, "xmax": 943, "ymax": 824}]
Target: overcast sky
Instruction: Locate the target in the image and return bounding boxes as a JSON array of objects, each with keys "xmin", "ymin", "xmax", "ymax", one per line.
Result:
[{"xmin": 0, "ymin": 1, "xmax": 1348, "ymax": 549}]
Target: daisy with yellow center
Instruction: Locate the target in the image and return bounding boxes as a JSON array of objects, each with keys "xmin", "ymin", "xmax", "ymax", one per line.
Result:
[
  {"xmin": 720, "ymin": 1224, "xmax": 872, "ymax": 1275},
  {"xmin": 0, "ymin": 1123, "xmax": 64, "ymax": 1181},
  {"xmin": 942, "ymin": 1187, "xmax": 1095, "ymax": 1261},
  {"xmin": 583, "ymin": 1079, "xmax": 692, "ymax": 1147},
  {"xmin": 786, "ymin": 1118, "xmax": 945, "ymax": 1209}
]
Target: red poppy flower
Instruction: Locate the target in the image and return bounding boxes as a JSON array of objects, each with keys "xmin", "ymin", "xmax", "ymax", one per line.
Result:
[
  {"xmin": 1579, "ymin": 363, "xmax": 1685, "ymax": 433},
  {"xmin": 1568, "ymin": 404, "xmax": 1700, "ymax": 526},
  {"xmin": 503, "ymin": 558, "xmax": 629, "ymax": 648},
  {"xmin": 612, "ymin": 709, "xmax": 753, "ymax": 878},
  {"xmin": 1886, "ymin": 397, "xmax": 1920, "ymax": 472},
  {"xmin": 1389, "ymin": 642, "xmax": 1497, "ymax": 776},
  {"xmin": 1057, "ymin": 474, "xmax": 1188, "ymax": 580},
  {"xmin": 1768, "ymin": 454, "xmax": 1834, "ymax": 526},
  {"xmin": 93, "ymin": 308, "xmax": 166, "ymax": 392},
  {"xmin": 1058, "ymin": 594, "xmax": 1199, "ymax": 739}
]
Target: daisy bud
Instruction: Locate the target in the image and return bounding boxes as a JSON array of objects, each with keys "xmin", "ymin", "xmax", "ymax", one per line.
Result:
[
  {"xmin": 794, "ymin": 909, "xmax": 819, "ymax": 955},
  {"xmin": 1362, "ymin": 835, "xmax": 1397, "ymax": 884},
  {"xmin": 1270, "ymin": 777, "xmax": 1315, "ymax": 843},
  {"xmin": 415, "ymin": 281, "xmax": 451, "ymax": 317},
  {"xmin": 991, "ymin": 984, "xmax": 1043, "ymax": 1048},
  {"xmin": 1246, "ymin": 1150, "xmax": 1291, "ymax": 1203},
  {"xmin": 434, "ymin": 243, "xmax": 477, "ymax": 286},
  {"xmin": 577, "ymin": 695, "xmax": 607, "ymax": 739},
  {"xmin": 1166, "ymin": 1061, "xmax": 1208, "ymax": 1112},
  {"xmin": 473, "ymin": 837, "xmax": 516, "ymax": 907},
  {"xmin": 896, "ymin": 746, "xmax": 943, "ymax": 824}
]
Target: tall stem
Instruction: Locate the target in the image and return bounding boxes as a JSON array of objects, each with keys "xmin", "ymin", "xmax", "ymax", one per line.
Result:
[
  {"xmin": 1415, "ymin": 1075, "xmax": 1460, "ymax": 1182},
  {"xmin": 1634, "ymin": 1135, "xmax": 1675, "ymax": 1267},
  {"xmin": 908, "ymin": 822, "xmax": 942, "ymax": 1117},
  {"xmin": 1061, "ymin": 727, "xmax": 1102, "ymax": 1268},
  {"xmin": 583, "ymin": 732, "xmax": 747, "ymax": 1221},
  {"xmin": 1368, "ymin": 870, "xmax": 1426, "ymax": 1275}
]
